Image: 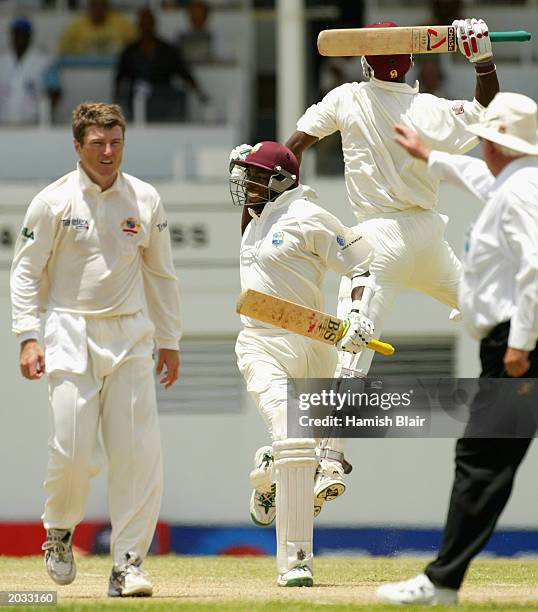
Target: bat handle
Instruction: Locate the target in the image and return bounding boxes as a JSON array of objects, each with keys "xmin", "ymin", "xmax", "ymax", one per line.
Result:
[
  {"xmin": 367, "ymin": 339, "xmax": 395, "ymax": 356},
  {"xmin": 490, "ymin": 30, "xmax": 532, "ymax": 42}
]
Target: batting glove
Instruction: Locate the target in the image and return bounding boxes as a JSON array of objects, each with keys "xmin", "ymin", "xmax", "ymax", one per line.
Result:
[
  {"xmin": 229, "ymin": 143, "xmax": 253, "ymax": 173},
  {"xmin": 453, "ymin": 18, "xmax": 493, "ymax": 63},
  {"xmin": 337, "ymin": 310, "xmax": 374, "ymax": 354}
]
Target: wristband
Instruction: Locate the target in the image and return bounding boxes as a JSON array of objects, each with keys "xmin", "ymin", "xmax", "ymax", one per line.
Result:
[{"xmin": 476, "ymin": 65, "xmax": 497, "ymax": 76}]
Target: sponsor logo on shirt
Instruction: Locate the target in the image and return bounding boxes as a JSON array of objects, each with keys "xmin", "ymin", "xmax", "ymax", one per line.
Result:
[
  {"xmin": 121, "ymin": 217, "xmax": 141, "ymax": 235},
  {"xmin": 341, "ymin": 236, "xmax": 362, "ymax": 250},
  {"xmin": 336, "ymin": 234, "xmax": 346, "ymax": 247},
  {"xmin": 451, "ymin": 101, "xmax": 465, "ymax": 115},
  {"xmin": 21, "ymin": 227, "xmax": 34, "ymax": 240},
  {"xmin": 62, "ymin": 217, "xmax": 89, "ymax": 230},
  {"xmin": 157, "ymin": 220, "xmax": 168, "ymax": 232},
  {"xmin": 272, "ymin": 231, "xmax": 284, "ymax": 246}
]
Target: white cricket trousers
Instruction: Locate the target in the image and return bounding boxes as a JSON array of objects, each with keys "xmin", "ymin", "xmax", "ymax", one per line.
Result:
[
  {"xmin": 235, "ymin": 329, "xmax": 337, "ymax": 440},
  {"xmin": 42, "ymin": 311, "xmax": 162, "ymax": 565},
  {"xmin": 337, "ymin": 209, "xmax": 461, "ymax": 377},
  {"xmin": 236, "ymin": 329, "xmax": 336, "ymax": 575}
]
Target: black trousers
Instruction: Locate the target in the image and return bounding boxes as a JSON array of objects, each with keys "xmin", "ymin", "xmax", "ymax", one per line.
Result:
[{"xmin": 425, "ymin": 322, "xmax": 538, "ymax": 589}]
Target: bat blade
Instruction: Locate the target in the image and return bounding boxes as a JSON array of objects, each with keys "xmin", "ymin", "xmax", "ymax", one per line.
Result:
[
  {"xmin": 236, "ymin": 289, "xmax": 395, "ymax": 356},
  {"xmin": 318, "ymin": 26, "xmax": 456, "ymax": 56},
  {"xmin": 318, "ymin": 26, "xmax": 531, "ymax": 56}
]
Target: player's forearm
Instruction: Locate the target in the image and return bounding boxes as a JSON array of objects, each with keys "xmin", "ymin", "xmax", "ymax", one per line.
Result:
[
  {"xmin": 474, "ymin": 62, "xmax": 499, "ymax": 107},
  {"xmin": 144, "ymin": 276, "xmax": 182, "ymax": 349},
  {"xmin": 11, "ymin": 288, "xmax": 42, "ymax": 339},
  {"xmin": 10, "ymin": 263, "xmax": 47, "ymax": 337},
  {"xmin": 427, "ymin": 150, "xmax": 494, "ymax": 203}
]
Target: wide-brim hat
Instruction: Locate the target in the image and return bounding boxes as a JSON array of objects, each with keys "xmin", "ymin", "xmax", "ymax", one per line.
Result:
[{"xmin": 466, "ymin": 92, "xmax": 538, "ymax": 155}]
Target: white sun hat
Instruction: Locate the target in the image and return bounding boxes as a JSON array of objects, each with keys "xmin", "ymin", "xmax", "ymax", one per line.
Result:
[{"xmin": 466, "ymin": 92, "xmax": 538, "ymax": 155}]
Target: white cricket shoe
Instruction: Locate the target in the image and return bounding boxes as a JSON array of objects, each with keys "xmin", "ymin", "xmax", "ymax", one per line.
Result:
[
  {"xmin": 314, "ymin": 459, "xmax": 346, "ymax": 517},
  {"xmin": 250, "ymin": 483, "xmax": 276, "ymax": 526},
  {"xmin": 108, "ymin": 552, "xmax": 153, "ymax": 597},
  {"xmin": 377, "ymin": 573, "xmax": 458, "ymax": 605},
  {"xmin": 249, "ymin": 446, "xmax": 276, "ymax": 526},
  {"xmin": 277, "ymin": 565, "xmax": 313, "ymax": 587},
  {"xmin": 42, "ymin": 528, "xmax": 76, "ymax": 585}
]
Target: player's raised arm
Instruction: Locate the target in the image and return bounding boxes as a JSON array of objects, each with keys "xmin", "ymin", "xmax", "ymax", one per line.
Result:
[
  {"xmin": 453, "ymin": 18, "xmax": 499, "ymax": 107},
  {"xmin": 285, "ymin": 131, "xmax": 319, "ymax": 165}
]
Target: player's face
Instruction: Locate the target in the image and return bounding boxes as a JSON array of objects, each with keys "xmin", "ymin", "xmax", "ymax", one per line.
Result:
[
  {"xmin": 75, "ymin": 125, "xmax": 124, "ymax": 190},
  {"xmin": 245, "ymin": 167, "xmax": 271, "ymax": 204}
]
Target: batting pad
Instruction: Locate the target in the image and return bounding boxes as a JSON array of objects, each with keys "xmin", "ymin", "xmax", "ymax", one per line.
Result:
[{"xmin": 273, "ymin": 438, "xmax": 317, "ymax": 574}]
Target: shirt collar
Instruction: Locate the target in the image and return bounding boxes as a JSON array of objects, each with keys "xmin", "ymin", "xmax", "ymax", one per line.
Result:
[
  {"xmin": 493, "ymin": 155, "xmax": 538, "ymax": 192},
  {"xmin": 367, "ymin": 76, "xmax": 419, "ymax": 95},
  {"xmin": 247, "ymin": 184, "xmax": 309, "ymax": 219},
  {"xmin": 77, "ymin": 162, "xmax": 123, "ymax": 194}
]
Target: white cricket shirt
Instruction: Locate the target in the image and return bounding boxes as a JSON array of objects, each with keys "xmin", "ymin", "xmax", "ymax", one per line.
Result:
[
  {"xmin": 296, "ymin": 78, "xmax": 484, "ymax": 220},
  {"xmin": 240, "ymin": 184, "xmax": 372, "ymax": 329},
  {"xmin": 11, "ymin": 165, "xmax": 182, "ymax": 349},
  {"xmin": 428, "ymin": 151, "xmax": 538, "ymax": 350}
]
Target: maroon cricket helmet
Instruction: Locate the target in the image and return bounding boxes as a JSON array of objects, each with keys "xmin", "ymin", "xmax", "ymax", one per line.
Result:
[
  {"xmin": 364, "ymin": 21, "xmax": 412, "ymax": 81},
  {"xmin": 239, "ymin": 141, "xmax": 299, "ymax": 188}
]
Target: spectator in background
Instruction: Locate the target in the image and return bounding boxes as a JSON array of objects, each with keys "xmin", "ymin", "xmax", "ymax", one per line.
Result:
[
  {"xmin": 115, "ymin": 8, "xmax": 209, "ymax": 123},
  {"xmin": 414, "ymin": 0, "xmax": 463, "ymax": 96},
  {"xmin": 177, "ymin": 0, "xmax": 226, "ymax": 64},
  {"xmin": 58, "ymin": 0, "xmax": 136, "ymax": 57},
  {"xmin": 0, "ymin": 17, "xmax": 61, "ymax": 125},
  {"xmin": 318, "ymin": 56, "xmax": 363, "ymax": 97},
  {"xmin": 310, "ymin": 0, "xmax": 365, "ymax": 101}
]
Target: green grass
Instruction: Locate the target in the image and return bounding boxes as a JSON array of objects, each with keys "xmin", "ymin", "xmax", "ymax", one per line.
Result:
[{"xmin": 0, "ymin": 555, "xmax": 537, "ymax": 610}]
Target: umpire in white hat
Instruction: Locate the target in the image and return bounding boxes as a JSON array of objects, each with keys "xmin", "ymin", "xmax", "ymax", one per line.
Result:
[{"xmin": 376, "ymin": 92, "xmax": 538, "ymax": 605}]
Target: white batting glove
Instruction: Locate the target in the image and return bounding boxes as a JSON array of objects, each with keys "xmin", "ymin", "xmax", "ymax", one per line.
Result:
[
  {"xmin": 452, "ymin": 18, "xmax": 493, "ymax": 63},
  {"xmin": 229, "ymin": 143, "xmax": 252, "ymax": 172},
  {"xmin": 337, "ymin": 310, "xmax": 374, "ymax": 354}
]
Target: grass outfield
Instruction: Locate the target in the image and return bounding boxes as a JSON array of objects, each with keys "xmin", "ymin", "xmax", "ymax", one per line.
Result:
[{"xmin": 0, "ymin": 555, "xmax": 537, "ymax": 610}]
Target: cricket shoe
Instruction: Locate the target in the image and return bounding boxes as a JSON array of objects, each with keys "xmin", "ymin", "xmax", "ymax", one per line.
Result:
[
  {"xmin": 277, "ymin": 565, "xmax": 313, "ymax": 587},
  {"xmin": 377, "ymin": 573, "xmax": 458, "ymax": 605},
  {"xmin": 42, "ymin": 528, "xmax": 76, "ymax": 585},
  {"xmin": 314, "ymin": 459, "xmax": 346, "ymax": 517},
  {"xmin": 249, "ymin": 446, "xmax": 276, "ymax": 526},
  {"xmin": 108, "ymin": 552, "xmax": 153, "ymax": 597},
  {"xmin": 250, "ymin": 483, "xmax": 276, "ymax": 526}
]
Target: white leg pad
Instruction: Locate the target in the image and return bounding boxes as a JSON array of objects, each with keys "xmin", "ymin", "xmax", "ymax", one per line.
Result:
[{"xmin": 273, "ymin": 438, "xmax": 317, "ymax": 575}]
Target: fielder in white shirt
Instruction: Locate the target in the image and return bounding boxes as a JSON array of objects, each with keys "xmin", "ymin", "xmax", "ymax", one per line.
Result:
[
  {"xmin": 10, "ymin": 103, "xmax": 181, "ymax": 598},
  {"xmin": 284, "ymin": 16, "xmax": 500, "ymax": 489},
  {"xmin": 230, "ymin": 141, "xmax": 375, "ymax": 587},
  {"xmin": 378, "ymin": 92, "xmax": 538, "ymax": 605},
  {"xmin": 0, "ymin": 18, "xmax": 61, "ymax": 125}
]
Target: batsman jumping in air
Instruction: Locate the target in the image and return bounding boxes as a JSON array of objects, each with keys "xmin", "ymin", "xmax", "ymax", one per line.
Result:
[
  {"xmin": 283, "ymin": 16, "xmax": 500, "ymax": 492},
  {"xmin": 230, "ymin": 141, "xmax": 375, "ymax": 586}
]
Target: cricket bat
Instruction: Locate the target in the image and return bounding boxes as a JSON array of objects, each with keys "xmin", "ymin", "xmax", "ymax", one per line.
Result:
[
  {"xmin": 318, "ymin": 26, "xmax": 531, "ymax": 56},
  {"xmin": 236, "ymin": 289, "xmax": 395, "ymax": 356}
]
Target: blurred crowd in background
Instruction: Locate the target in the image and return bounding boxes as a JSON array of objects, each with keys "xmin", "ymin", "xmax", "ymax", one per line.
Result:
[
  {"xmin": 0, "ymin": 0, "xmax": 535, "ymax": 175},
  {"xmin": 0, "ymin": 0, "xmax": 232, "ymax": 125}
]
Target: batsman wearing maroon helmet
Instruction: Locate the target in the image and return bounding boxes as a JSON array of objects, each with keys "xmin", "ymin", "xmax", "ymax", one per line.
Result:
[
  {"xmin": 230, "ymin": 141, "xmax": 375, "ymax": 587},
  {"xmin": 282, "ymin": 17, "xmax": 500, "ymax": 494}
]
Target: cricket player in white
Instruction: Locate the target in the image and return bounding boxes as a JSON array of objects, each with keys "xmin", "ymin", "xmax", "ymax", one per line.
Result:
[
  {"xmin": 283, "ymin": 17, "xmax": 500, "ymax": 483},
  {"xmin": 10, "ymin": 102, "xmax": 181, "ymax": 597},
  {"xmin": 230, "ymin": 141, "xmax": 375, "ymax": 587}
]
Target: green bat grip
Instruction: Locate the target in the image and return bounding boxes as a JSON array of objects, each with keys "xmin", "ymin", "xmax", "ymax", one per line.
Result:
[{"xmin": 490, "ymin": 31, "xmax": 532, "ymax": 42}]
